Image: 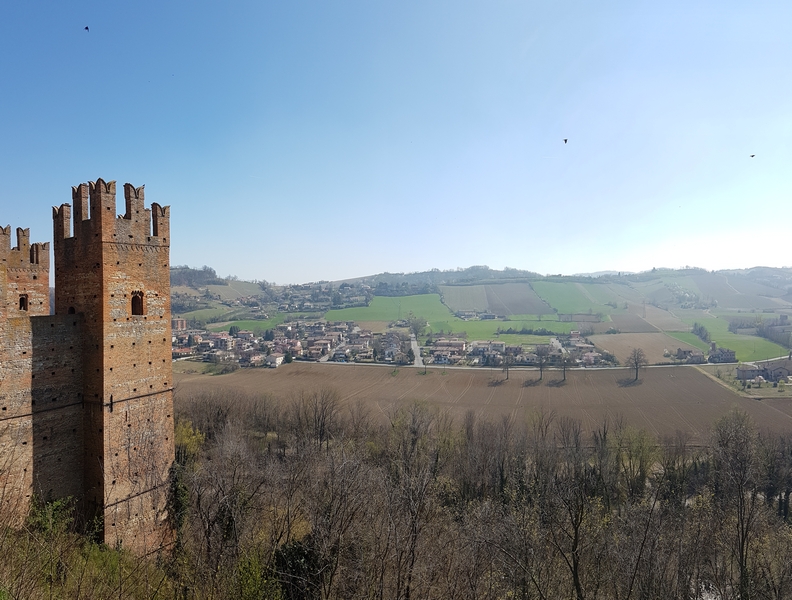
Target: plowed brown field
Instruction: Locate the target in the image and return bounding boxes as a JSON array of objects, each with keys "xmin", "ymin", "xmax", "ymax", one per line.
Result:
[
  {"xmin": 174, "ymin": 363, "xmax": 792, "ymax": 444},
  {"xmin": 589, "ymin": 332, "xmax": 698, "ymax": 364}
]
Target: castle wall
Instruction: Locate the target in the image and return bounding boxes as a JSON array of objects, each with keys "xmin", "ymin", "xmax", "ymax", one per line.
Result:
[
  {"xmin": 0, "ymin": 314, "xmax": 84, "ymax": 524},
  {"xmin": 30, "ymin": 315, "xmax": 84, "ymax": 503},
  {"xmin": 0, "ymin": 235, "xmax": 56, "ymax": 523},
  {"xmin": 0, "ymin": 304, "xmax": 35, "ymax": 525},
  {"xmin": 0, "ymin": 178, "xmax": 173, "ymax": 554}
]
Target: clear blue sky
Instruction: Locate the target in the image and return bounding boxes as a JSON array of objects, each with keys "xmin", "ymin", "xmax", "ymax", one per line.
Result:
[{"xmin": 2, "ymin": 1, "xmax": 790, "ymax": 284}]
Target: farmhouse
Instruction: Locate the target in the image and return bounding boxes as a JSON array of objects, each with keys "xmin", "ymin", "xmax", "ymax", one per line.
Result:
[
  {"xmin": 737, "ymin": 357, "xmax": 792, "ymax": 382},
  {"xmin": 266, "ymin": 353, "xmax": 285, "ymax": 368},
  {"xmin": 677, "ymin": 348, "xmax": 706, "ymax": 364},
  {"xmin": 736, "ymin": 363, "xmax": 763, "ymax": 381},
  {"xmin": 708, "ymin": 343, "xmax": 736, "ymax": 364}
]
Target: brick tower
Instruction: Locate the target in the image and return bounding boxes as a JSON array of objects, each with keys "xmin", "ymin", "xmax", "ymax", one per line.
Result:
[{"xmin": 52, "ymin": 178, "xmax": 174, "ymax": 552}]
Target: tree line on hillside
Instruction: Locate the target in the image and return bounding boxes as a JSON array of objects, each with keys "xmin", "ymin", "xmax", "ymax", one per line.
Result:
[
  {"xmin": 730, "ymin": 317, "xmax": 792, "ymax": 350},
  {"xmin": 692, "ymin": 322, "xmax": 711, "ymax": 343},
  {"xmin": 171, "ymin": 265, "xmax": 228, "ymax": 288},
  {"xmin": 4, "ymin": 390, "xmax": 792, "ymax": 599}
]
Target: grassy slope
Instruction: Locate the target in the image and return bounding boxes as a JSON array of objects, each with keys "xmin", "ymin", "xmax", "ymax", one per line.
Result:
[
  {"xmin": 178, "ymin": 307, "xmax": 231, "ymax": 321},
  {"xmin": 206, "ymin": 313, "xmax": 287, "ymax": 333},
  {"xmin": 532, "ymin": 281, "xmax": 613, "ymax": 315},
  {"xmin": 439, "ymin": 285, "xmax": 489, "ymax": 312},
  {"xmin": 674, "ymin": 311, "xmax": 786, "ymax": 362}
]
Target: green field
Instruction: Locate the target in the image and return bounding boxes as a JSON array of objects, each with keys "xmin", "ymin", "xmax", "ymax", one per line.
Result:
[
  {"xmin": 326, "ymin": 294, "xmax": 454, "ymax": 323},
  {"xmin": 675, "ymin": 313, "xmax": 787, "ymax": 362},
  {"xmin": 206, "ymin": 281, "xmax": 263, "ymax": 300},
  {"xmin": 206, "ymin": 313, "xmax": 286, "ymax": 334},
  {"xmin": 531, "ymin": 281, "xmax": 613, "ymax": 315},
  {"xmin": 578, "ymin": 283, "xmax": 628, "ymax": 308},
  {"xmin": 325, "ymin": 295, "xmax": 571, "ymax": 342},
  {"xmin": 177, "ymin": 307, "xmax": 231, "ymax": 321},
  {"xmin": 665, "ymin": 332, "xmax": 710, "ymax": 352}
]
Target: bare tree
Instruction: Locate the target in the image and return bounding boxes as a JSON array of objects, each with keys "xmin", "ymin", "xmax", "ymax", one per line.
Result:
[
  {"xmin": 560, "ymin": 353, "xmax": 574, "ymax": 381},
  {"xmin": 407, "ymin": 313, "xmax": 427, "ymax": 339},
  {"xmin": 535, "ymin": 345, "xmax": 550, "ymax": 381},
  {"xmin": 627, "ymin": 348, "xmax": 648, "ymax": 381},
  {"xmin": 502, "ymin": 354, "xmax": 515, "ymax": 380}
]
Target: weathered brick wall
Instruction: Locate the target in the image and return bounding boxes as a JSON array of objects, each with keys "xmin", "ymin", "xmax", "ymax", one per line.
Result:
[
  {"xmin": 0, "ymin": 306, "xmax": 34, "ymax": 525},
  {"xmin": 0, "ymin": 233, "xmax": 53, "ymax": 524},
  {"xmin": 0, "ymin": 314, "xmax": 83, "ymax": 523},
  {"xmin": 30, "ymin": 315, "xmax": 84, "ymax": 503}
]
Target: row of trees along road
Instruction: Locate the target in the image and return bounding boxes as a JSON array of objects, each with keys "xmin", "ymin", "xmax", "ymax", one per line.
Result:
[{"xmin": 3, "ymin": 388, "xmax": 792, "ymax": 599}]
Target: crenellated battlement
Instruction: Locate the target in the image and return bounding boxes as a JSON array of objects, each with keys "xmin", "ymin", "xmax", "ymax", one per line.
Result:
[
  {"xmin": 0, "ymin": 224, "xmax": 50, "ymax": 269},
  {"xmin": 53, "ymin": 178, "xmax": 170, "ymax": 245}
]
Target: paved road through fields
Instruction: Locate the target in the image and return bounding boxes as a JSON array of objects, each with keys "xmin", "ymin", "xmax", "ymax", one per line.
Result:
[{"xmin": 410, "ymin": 334, "xmax": 424, "ymax": 368}]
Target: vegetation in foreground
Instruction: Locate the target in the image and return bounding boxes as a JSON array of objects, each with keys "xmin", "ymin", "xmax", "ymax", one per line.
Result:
[{"xmin": 3, "ymin": 388, "xmax": 792, "ymax": 599}]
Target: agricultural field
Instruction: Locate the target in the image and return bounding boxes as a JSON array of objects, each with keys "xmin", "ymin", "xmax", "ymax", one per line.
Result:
[
  {"xmin": 590, "ymin": 313, "xmax": 658, "ymax": 334},
  {"xmin": 630, "ymin": 274, "xmax": 702, "ymax": 307},
  {"xmin": 640, "ymin": 304, "xmax": 689, "ymax": 331},
  {"xmin": 205, "ymin": 280, "xmax": 264, "ymax": 300},
  {"xmin": 577, "ymin": 282, "xmax": 628, "ymax": 308},
  {"xmin": 675, "ymin": 311, "xmax": 787, "ymax": 362},
  {"xmin": 173, "ymin": 362, "xmax": 792, "ymax": 445},
  {"xmin": 429, "ymin": 318, "xmax": 575, "ymax": 339},
  {"xmin": 532, "ymin": 281, "xmax": 615, "ymax": 315},
  {"xmin": 665, "ymin": 332, "xmax": 710, "ymax": 352},
  {"xmin": 325, "ymin": 295, "xmax": 571, "ymax": 341},
  {"xmin": 326, "ymin": 294, "xmax": 454, "ymax": 329},
  {"xmin": 726, "ymin": 274, "xmax": 788, "ymax": 298},
  {"xmin": 600, "ymin": 282, "xmax": 647, "ymax": 304},
  {"xmin": 439, "ymin": 285, "xmax": 489, "ymax": 313},
  {"xmin": 588, "ymin": 332, "xmax": 698, "ymax": 364},
  {"xmin": 171, "ymin": 285, "xmax": 202, "ymax": 297},
  {"xmin": 689, "ymin": 273, "xmax": 784, "ymax": 310},
  {"xmin": 176, "ymin": 306, "xmax": 232, "ymax": 322},
  {"xmin": 484, "ymin": 283, "xmax": 553, "ymax": 315},
  {"xmin": 439, "ymin": 283, "xmax": 553, "ymax": 315}
]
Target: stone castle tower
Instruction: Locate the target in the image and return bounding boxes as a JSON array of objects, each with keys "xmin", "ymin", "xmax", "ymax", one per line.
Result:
[{"xmin": 0, "ymin": 178, "xmax": 174, "ymax": 553}]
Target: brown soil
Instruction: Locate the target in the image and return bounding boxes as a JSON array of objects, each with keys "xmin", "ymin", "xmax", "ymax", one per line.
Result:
[
  {"xmin": 589, "ymin": 332, "xmax": 698, "ymax": 364},
  {"xmin": 174, "ymin": 362, "xmax": 792, "ymax": 445}
]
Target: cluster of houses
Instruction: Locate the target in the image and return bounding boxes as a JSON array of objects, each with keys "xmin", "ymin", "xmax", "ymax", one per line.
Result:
[
  {"xmin": 171, "ymin": 318, "xmax": 413, "ymax": 367},
  {"xmin": 275, "ymin": 282, "xmax": 371, "ymax": 312},
  {"xmin": 427, "ymin": 331, "xmax": 607, "ymax": 367}
]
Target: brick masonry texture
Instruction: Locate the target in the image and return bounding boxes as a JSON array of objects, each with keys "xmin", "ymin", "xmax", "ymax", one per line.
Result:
[{"xmin": 0, "ymin": 179, "xmax": 174, "ymax": 554}]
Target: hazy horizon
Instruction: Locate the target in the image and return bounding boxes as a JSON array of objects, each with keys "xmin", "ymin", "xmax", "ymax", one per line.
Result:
[
  {"xmin": 174, "ymin": 262, "xmax": 792, "ymax": 287},
  {"xmin": 3, "ymin": 1, "xmax": 790, "ymax": 284}
]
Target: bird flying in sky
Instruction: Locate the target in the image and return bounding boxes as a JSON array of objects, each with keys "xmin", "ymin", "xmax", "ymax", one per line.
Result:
[
  {"xmin": 563, "ymin": 139, "xmax": 568, "ymax": 144},
  {"xmin": 84, "ymin": 26, "xmax": 89, "ymax": 32}
]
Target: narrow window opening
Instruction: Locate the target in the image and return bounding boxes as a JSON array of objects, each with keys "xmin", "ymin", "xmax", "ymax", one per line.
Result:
[
  {"xmin": 131, "ymin": 291, "xmax": 144, "ymax": 315},
  {"xmin": 19, "ymin": 295, "xmax": 28, "ymax": 311}
]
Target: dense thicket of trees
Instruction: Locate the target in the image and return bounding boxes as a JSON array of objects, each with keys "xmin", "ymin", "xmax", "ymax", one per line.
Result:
[
  {"xmin": 3, "ymin": 391, "xmax": 792, "ymax": 599},
  {"xmin": 692, "ymin": 322, "xmax": 711, "ymax": 343}
]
